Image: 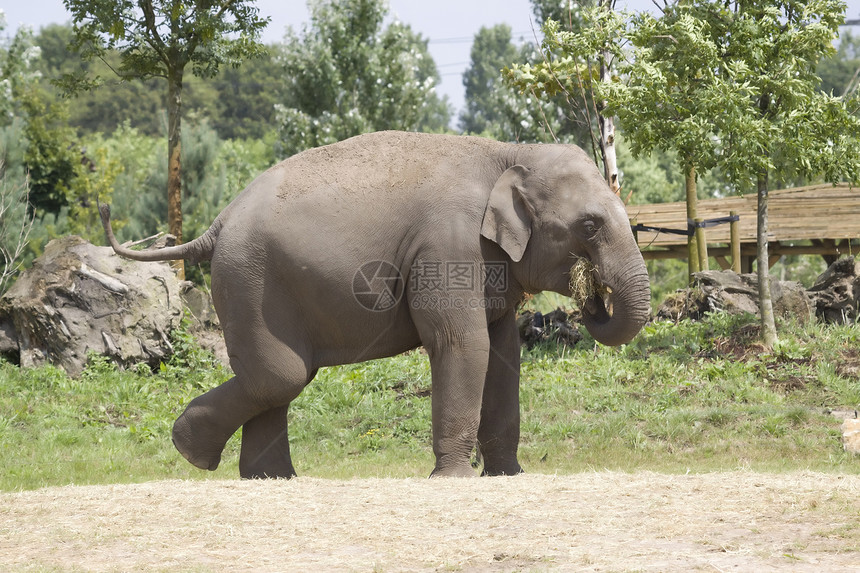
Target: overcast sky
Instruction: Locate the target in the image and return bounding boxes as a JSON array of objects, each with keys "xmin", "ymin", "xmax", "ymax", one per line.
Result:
[{"xmin": 3, "ymin": 0, "xmax": 860, "ymax": 119}]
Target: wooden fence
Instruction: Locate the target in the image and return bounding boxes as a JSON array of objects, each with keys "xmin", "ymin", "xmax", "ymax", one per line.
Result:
[{"xmin": 626, "ymin": 183, "xmax": 860, "ymax": 272}]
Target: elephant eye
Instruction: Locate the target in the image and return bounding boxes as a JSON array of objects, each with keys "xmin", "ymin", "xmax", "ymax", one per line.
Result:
[{"xmin": 583, "ymin": 220, "xmax": 599, "ymax": 237}]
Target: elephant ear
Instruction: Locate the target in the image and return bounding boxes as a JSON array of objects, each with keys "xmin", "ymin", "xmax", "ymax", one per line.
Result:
[{"xmin": 481, "ymin": 165, "xmax": 534, "ymax": 262}]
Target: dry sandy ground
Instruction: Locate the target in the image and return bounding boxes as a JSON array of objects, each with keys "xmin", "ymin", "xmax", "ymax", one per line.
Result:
[{"xmin": 1, "ymin": 472, "xmax": 858, "ymax": 572}]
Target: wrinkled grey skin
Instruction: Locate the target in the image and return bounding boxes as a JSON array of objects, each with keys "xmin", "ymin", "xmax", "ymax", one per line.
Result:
[{"xmin": 101, "ymin": 131, "xmax": 650, "ymax": 478}]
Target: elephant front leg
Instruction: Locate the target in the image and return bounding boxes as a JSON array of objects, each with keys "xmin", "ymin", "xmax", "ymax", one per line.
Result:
[
  {"xmin": 478, "ymin": 313, "xmax": 523, "ymax": 476},
  {"xmin": 426, "ymin": 331, "xmax": 491, "ymax": 478},
  {"xmin": 239, "ymin": 406, "xmax": 297, "ymax": 479}
]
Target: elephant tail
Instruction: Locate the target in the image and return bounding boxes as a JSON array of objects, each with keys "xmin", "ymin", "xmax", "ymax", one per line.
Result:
[{"xmin": 99, "ymin": 203, "xmax": 219, "ymax": 265}]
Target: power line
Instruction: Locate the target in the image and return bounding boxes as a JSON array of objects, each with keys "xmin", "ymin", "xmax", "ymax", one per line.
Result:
[
  {"xmin": 429, "ymin": 36, "xmax": 475, "ymax": 44},
  {"xmin": 429, "ymin": 31, "xmax": 534, "ymax": 44}
]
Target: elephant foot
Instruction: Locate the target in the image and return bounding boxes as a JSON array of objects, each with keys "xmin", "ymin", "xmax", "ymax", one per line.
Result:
[
  {"xmin": 172, "ymin": 400, "xmax": 235, "ymax": 471},
  {"xmin": 240, "ymin": 464, "xmax": 297, "ymax": 480},
  {"xmin": 481, "ymin": 462, "xmax": 524, "ymax": 477},
  {"xmin": 429, "ymin": 463, "xmax": 477, "ymax": 478}
]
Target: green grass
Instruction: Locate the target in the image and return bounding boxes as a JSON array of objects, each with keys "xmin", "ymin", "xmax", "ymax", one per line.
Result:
[{"xmin": 1, "ymin": 312, "xmax": 858, "ymax": 491}]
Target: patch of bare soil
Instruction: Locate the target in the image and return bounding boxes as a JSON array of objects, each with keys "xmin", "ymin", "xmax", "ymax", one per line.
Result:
[{"xmin": 1, "ymin": 472, "xmax": 858, "ymax": 572}]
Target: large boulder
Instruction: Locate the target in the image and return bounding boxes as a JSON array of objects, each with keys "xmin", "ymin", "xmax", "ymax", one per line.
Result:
[
  {"xmin": 807, "ymin": 256, "xmax": 860, "ymax": 324},
  {"xmin": 657, "ymin": 270, "xmax": 813, "ymax": 323},
  {"xmin": 0, "ymin": 235, "xmax": 184, "ymax": 376}
]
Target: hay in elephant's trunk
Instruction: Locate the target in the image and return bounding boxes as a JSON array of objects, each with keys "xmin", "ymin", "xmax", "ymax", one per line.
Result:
[{"xmin": 569, "ymin": 257, "xmax": 610, "ymax": 311}]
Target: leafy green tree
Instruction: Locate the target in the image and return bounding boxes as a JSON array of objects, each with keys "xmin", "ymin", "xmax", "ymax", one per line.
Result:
[
  {"xmin": 461, "ymin": 23, "xmax": 598, "ymax": 145},
  {"xmin": 459, "ymin": 25, "xmax": 520, "ymax": 135},
  {"xmin": 0, "ymin": 16, "xmax": 56, "ymax": 287},
  {"xmin": 209, "ymin": 46, "xmax": 283, "ymax": 140},
  {"xmin": 61, "ymin": 0, "xmax": 269, "ymax": 278},
  {"xmin": 618, "ymin": 0, "xmax": 860, "ymax": 346},
  {"xmin": 275, "ymin": 0, "xmax": 450, "ymax": 156},
  {"xmin": 35, "ymin": 23, "xmax": 282, "ymax": 140},
  {"xmin": 19, "ymin": 88, "xmax": 79, "ymax": 215},
  {"xmin": 532, "ymin": 0, "xmax": 592, "ymax": 30},
  {"xmin": 704, "ymin": 0, "xmax": 860, "ymax": 346},
  {"xmin": 607, "ymin": 5, "xmax": 727, "ymax": 276},
  {"xmin": 504, "ymin": 2, "xmax": 625, "ymax": 191},
  {"xmin": 1, "ymin": 17, "xmax": 78, "ymax": 218}
]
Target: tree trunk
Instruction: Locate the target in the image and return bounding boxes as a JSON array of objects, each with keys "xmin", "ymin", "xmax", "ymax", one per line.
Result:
[
  {"xmin": 684, "ymin": 163, "xmax": 700, "ymax": 282},
  {"xmin": 599, "ymin": 111, "xmax": 619, "ymax": 195},
  {"xmin": 757, "ymin": 170, "xmax": 777, "ymax": 348},
  {"xmin": 167, "ymin": 69, "xmax": 185, "ymax": 280},
  {"xmin": 598, "ymin": 0, "xmax": 620, "ymax": 196}
]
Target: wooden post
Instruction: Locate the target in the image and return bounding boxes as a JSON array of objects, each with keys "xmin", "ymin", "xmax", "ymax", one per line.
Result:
[
  {"xmin": 631, "ymin": 218, "xmax": 638, "ymax": 244},
  {"xmin": 694, "ymin": 218, "xmax": 709, "ymax": 271},
  {"xmin": 730, "ymin": 211, "xmax": 741, "ymax": 273},
  {"xmin": 685, "ymin": 165, "xmax": 699, "ymax": 281}
]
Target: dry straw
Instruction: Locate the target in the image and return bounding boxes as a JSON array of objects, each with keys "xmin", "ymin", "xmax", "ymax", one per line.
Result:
[
  {"xmin": 569, "ymin": 257, "xmax": 608, "ymax": 309},
  {"xmin": 2, "ymin": 473, "xmax": 858, "ymax": 571}
]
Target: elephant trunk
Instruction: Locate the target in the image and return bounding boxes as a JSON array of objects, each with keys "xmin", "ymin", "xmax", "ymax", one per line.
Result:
[{"xmin": 580, "ymin": 257, "xmax": 651, "ymax": 347}]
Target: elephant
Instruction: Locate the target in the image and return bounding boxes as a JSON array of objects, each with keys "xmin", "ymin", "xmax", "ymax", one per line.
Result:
[{"xmin": 100, "ymin": 130, "xmax": 650, "ymax": 478}]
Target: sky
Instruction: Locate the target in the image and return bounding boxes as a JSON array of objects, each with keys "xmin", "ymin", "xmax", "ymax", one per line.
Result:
[{"xmin": 3, "ymin": 0, "xmax": 860, "ymax": 120}]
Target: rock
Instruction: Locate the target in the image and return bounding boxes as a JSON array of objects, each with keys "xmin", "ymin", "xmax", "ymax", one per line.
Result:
[
  {"xmin": 656, "ymin": 270, "xmax": 813, "ymax": 323},
  {"xmin": 517, "ymin": 308, "xmax": 583, "ymax": 348},
  {"xmin": 0, "ymin": 235, "xmax": 183, "ymax": 376},
  {"xmin": 807, "ymin": 256, "xmax": 860, "ymax": 324},
  {"xmin": 841, "ymin": 418, "xmax": 860, "ymax": 455}
]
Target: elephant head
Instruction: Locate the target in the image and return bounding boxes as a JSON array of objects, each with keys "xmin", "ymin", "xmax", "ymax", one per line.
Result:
[{"xmin": 481, "ymin": 146, "xmax": 650, "ymax": 346}]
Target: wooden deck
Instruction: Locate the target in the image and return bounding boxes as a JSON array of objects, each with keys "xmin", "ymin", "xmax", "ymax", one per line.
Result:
[{"xmin": 625, "ymin": 183, "xmax": 860, "ymax": 270}]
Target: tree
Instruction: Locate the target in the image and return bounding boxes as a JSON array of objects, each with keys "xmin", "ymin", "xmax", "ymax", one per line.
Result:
[
  {"xmin": 60, "ymin": 0, "xmax": 269, "ymax": 278},
  {"xmin": 619, "ymin": 0, "xmax": 860, "ymax": 346},
  {"xmin": 209, "ymin": 46, "xmax": 282, "ymax": 140},
  {"xmin": 18, "ymin": 88, "xmax": 79, "ymax": 216},
  {"xmin": 275, "ymin": 0, "xmax": 450, "ymax": 157},
  {"xmin": 532, "ymin": 0, "xmax": 592, "ymax": 31},
  {"xmin": 459, "ymin": 25, "xmax": 520, "ymax": 135},
  {"xmin": 604, "ymin": 5, "xmax": 729, "ymax": 277},
  {"xmin": 0, "ymin": 14, "xmax": 39, "ymax": 291},
  {"xmin": 459, "ymin": 24, "xmax": 593, "ymax": 144},
  {"xmin": 0, "ymin": 16, "xmax": 41, "ymax": 123},
  {"xmin": 35, "ymin": 23, "xmax": 282, "ymax": 140},
  {"xmin": 1, "ymin": 15, "xmax": 79, "ymax": 219},
  {"xmin": 503, "ymin": 2, "xmax": 625, "ymax": 192},
  {"xmin": 705, "ymin": 0, "xmax": 860, "ymax": 346}
]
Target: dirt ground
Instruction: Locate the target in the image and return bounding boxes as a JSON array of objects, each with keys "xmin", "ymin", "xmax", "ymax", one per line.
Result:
[{"xmin": 1, "ymin": 472, "xmax": 858, "ymax": 572}]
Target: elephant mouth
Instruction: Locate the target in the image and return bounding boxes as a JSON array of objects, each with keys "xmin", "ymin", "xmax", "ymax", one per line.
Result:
[
  {"xmin": 571, "ymin": 257, "xmax": 651, "ymax": 347},
  {"xmin": 569, "ymin": 258, "xmax": 611, "ymax": 317},
  {"xmin": 583, "ymin": 290, "xmax": 613, "ymax": 323}
]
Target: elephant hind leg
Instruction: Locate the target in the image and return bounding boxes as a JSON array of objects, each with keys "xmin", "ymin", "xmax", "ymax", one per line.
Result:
[
  {"xmin": 172, "ymin": 332, "xmax": 314, "ymax": 474},
  {"xmin": 172, "ymin": 374, "xmax": 255, "ymax": 471},
  {"xmin": 239, "ymin": 406, "xmax": 295, "ymax": 479},
  {"xmin": 240, "ymin": 367, "xmax": 318, "ymax": 479}
]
